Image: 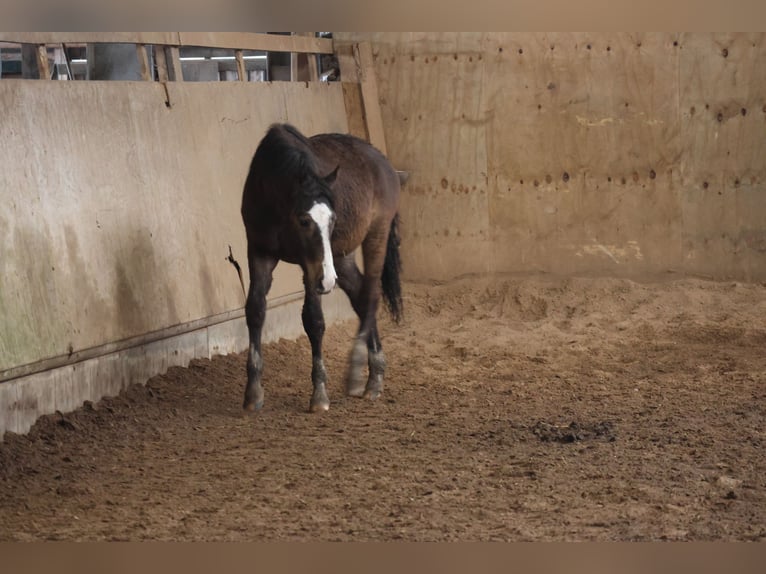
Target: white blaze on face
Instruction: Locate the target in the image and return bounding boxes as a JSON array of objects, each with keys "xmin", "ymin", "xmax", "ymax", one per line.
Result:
[{"xmin": 308, "ymin": 202, "xmax": 337, "ymax": 293}]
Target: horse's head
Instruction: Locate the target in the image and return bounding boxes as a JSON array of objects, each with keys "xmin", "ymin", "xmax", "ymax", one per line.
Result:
[{"xmin": 293, "ymin": 166, "xmax": 339, "ymax": 295}]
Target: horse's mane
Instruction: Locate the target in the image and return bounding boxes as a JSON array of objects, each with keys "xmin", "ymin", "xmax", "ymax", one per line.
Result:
[
  {"xmin": 245, "ymin": 123, "xmax": 337, "ymax": 214},
  {"xmin": 251, "ymin": 123, "xmax": 319, "ymax": 183}
]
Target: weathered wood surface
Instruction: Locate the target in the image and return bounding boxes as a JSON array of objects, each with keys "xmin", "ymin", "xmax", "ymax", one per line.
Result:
[
  {"xmin": 0, "ymin": 80, "xmax": 348, "ymax": 375},
  {"xmin": 334, "ymin": 33, "xmax": 766, "ymax": 281},
  {"xmin": 0, "ymin": 33, "xmax": 334, "ymax": 54}
]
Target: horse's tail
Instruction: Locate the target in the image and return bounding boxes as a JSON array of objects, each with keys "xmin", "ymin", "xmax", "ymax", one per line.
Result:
[{"xmin": 381, "ymin": 213, "xmax": 403, "ymax": 323}]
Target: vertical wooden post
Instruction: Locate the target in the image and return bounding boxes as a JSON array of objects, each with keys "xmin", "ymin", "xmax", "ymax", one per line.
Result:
[
  {"xmin": 306, "ymin": 53, "xmax": 318, "ymax": 82},
  {"xmin": 354, "ymin": 42, "xmax": 387, "ymax": 155},
  {"xmin": 235, "ymin": 50, "xmax": 247, "ymax": 81},
  {"xmin": 166, "ymin": 46, "xmax": 182, "ymax": 81},
  {"xmin": 290, "ymin": 33, "xmax": 318, "ymax": 82},
  {"xmin": 155, "ymin": 46, "xmax": 169, "ymax": 82},
  {"xmin": 290, "ymin": 50, "xmax": 299, "ymax": 82},
  {"xmin": 36, "ymin": 45, "xmax": 50, "ymax": 80},
  {"xmin": 136, "ymin": 44, "xmax": 151, "ymax": 80}
]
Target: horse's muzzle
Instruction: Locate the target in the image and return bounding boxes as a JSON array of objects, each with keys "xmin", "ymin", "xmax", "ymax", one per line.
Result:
[
  {"xmin": 316, "ymin": 269, "xmax": 337, "ymax": 295},
  {"xmin": 316, "ymin": 280, "xmax": 336, "ymax": 295}
]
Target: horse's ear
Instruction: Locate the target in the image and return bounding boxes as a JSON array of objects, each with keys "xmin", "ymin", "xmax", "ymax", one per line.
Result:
[{"xmin": 324, "ymin": 165, "xmax": 340, "ymax": 186}]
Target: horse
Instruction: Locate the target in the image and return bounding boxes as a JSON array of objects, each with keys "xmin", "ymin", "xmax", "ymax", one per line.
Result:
[{"xmin": 240, "ymin": 123, "xmax": 403, "ymax": 413}]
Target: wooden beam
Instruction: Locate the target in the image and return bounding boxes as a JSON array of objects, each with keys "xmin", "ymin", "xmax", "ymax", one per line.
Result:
[
  {"xmin": 0, "ymin": 32, "xmax": 334, "ymax": 54},
  {"xmin": 354, "ymin": 42, "xmax": 387, "ymax": 155},
  {"xmin": 337, "ymin": 44, "xmax": 359, "ymax": 82},
  {"xmin": 154, "ymin": 45, "xmax": 169, "ymax": 82},
  {"xmin": 0, "ymin": 290, "xmax": 304, "ymax": 384},
  {"xmin": 36, "ymin": 44, "xmax": 50, "ymax": 80},
  {"xmin": 342, "ymin": 82, "xmax": 369, "ymax": 141},
  {"xmin": 296, "ymin": 33, "xmax": 319, "ymax": 82},
  {"xmin": 178, "ymin": 32, "xmax": 333, "ymax": 54},
  {"xmin": 306, "ymin": 52, "xmax": 318, "ymax": 82},
  {"xmin": 290, "ymin": 51, "xmax": 299, "ymax": 82},
  {"xmin": 0, "ymin": 32, "xmax": 180, "ymax": 46},
  {"xmin": 235, "ymin": 50, "xmax": 247, "ymax": 81},
  {"xmin": 136, "ymin": 44, "xmax": 151, "ymax": 81},
  {"xmin": 166, "ymin": 46, "xmax": 182, "ymax": 81}
]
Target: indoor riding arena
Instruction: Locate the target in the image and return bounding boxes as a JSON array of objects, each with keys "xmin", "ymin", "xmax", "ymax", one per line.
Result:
[{"xmin": 1, "ymin": 33, "xmax": 765, "ymax": 541}]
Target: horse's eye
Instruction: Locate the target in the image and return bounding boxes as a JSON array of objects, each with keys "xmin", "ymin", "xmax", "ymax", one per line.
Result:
[{"xmin": 299, "ymin": 217, "xmax": 311, "ymax": 228}]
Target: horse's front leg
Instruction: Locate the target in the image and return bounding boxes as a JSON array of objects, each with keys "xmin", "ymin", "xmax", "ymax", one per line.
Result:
[
  {"xmin": 243, "ymin": 253, "xmax": 276, "ymax": 411},
  {"xmin": 302, "ymin": 282, "xmax": 331, "ymax": 412}
]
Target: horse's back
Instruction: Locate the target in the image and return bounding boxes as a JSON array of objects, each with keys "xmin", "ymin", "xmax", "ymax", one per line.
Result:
[
  {"xmin": 309, "ymin": 132, "xmax": 400, "ymax": 210},
  {"xmin": 295, "ymin": 132, "xmax": 398, "ymax": 254}
]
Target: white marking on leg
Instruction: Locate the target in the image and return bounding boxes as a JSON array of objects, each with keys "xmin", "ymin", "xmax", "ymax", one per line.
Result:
[
  {"xmin": 308, "ymin": 202, "xmax": 337, "ymax": 293},
  {"xmin": 248, "ymin": 344, "xmax": 262, "ymax": 371}
]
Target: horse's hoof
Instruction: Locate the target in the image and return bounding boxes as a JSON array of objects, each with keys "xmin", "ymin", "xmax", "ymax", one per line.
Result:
[
  {"xmin": 363, "ymin": 388, "xmax": 381, "ymax": 400},
  {"xmin": 243, "ymin": 399, "xmax": 264, "ymax": 412},
  {"xmin": 309, "ymin": 389, "xmax": 330, "ymax": 412},
  {"xmin": 346, "ymin": 381, "xmax": 366, "ymax": 398},
  {"xmin": 309, "ymin": 400, "xmax": 330, "ymax": 413},
  {"xmin": 310, "ymin": 383, "xmax": 330, "ymax": 412},
  {"xmin": 243, "ymin": 382, "xmax": 264, "ymax": 413}
]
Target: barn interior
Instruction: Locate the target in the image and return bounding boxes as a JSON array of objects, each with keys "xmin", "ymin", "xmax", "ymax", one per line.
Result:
[{"xmin": 1, "ymin": 33, "xmax": 764, "ymax": 541}]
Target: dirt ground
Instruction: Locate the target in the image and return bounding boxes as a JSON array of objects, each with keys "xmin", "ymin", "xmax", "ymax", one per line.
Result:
[{"xmin": 1, "ymin": 273, "xmax": 765, "ymax": 541}]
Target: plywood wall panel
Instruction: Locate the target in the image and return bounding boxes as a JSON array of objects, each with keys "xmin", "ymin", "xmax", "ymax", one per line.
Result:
[
  {"xmin": 342, "ymin": 82, "xmax": 368, "ymax": 140},
  {"xmin": 335, "ymin": 32, "xmax": 766, "ymax": 281},
  {"xmin": 679, "ymin": 33, "xmax": 766, "ymax": 181},
  {"xmin": 675, "ymin": 33, "xmax": 766, "ymax": 280},
  {"xmin": 484, "ymin": 32, "xmax": 680, "ymax": 181},
  {"xmin": 0, "ymin": 81, "xmax": 348, "ymax": 373},
  {"xmin": 364, "ymin": 35, "xmax": 493, "ymax": 279},
  {"xmin": 490, "ymin": 172, "xmax": 684, "ymax": 275}
]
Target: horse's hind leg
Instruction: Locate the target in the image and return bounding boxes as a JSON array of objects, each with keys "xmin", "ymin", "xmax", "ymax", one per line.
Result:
[
  {"xmin": 336, "ymin": 250, "xmax": 386, "ymax": 400},
  {"xmin": 364, "ymin": 329, "xmax": 386, "ymax": 400},
  {"xmin": 302, "ymin": 280, "xmax": 330, "ymax": 412},
  {"xmin": 346, "ymin": 314, "xmax": 385, "ymax": 399},
  {"xmin": 243, "ymin": 253, "xmax": 277, "ymax": 411}
]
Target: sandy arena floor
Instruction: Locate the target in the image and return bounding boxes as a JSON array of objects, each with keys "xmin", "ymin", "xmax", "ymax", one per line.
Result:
[{"xmin": 1, "ymin": 273, "xmax": 765, "ymax": 541}]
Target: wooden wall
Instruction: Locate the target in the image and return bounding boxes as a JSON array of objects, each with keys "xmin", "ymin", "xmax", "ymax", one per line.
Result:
[
  {"xmin": 335, "ymin": 33, "xmax": 766, "ymax": 281},
  {"xmin": 0, "ymin": 79, "xmax": 353, "ymax": 435}
]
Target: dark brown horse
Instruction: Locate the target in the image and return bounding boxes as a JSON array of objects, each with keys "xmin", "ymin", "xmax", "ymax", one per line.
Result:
[{"xmin": 240, "ymin": 123, "xmax": 403, "ymax": 412}]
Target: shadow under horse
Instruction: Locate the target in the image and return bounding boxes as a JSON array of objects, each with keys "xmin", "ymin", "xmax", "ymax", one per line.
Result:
[{"xmin": 240, "ymin": 123, "xmax": 403, "ymax": 412}]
